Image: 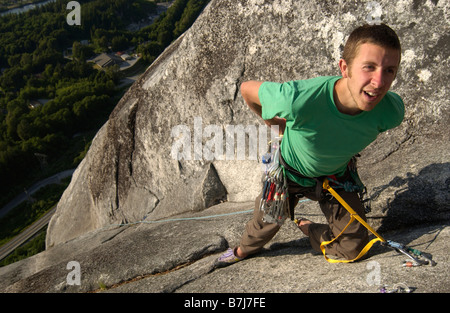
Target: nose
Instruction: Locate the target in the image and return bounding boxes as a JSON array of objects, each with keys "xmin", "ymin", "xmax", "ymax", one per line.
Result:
[{"xmin": 371, "ymin": 70, "xmax": 385, "ymax": 89}]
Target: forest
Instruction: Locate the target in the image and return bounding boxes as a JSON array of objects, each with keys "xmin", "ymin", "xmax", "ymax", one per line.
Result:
[{"xmin": 0, "ymin": 0, "xmax": 210, "ymax": 206}]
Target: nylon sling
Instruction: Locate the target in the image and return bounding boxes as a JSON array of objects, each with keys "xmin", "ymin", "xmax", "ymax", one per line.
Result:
[{"xmin": 320, "ymin": 179, "xmax": 386, "ymax": 263}]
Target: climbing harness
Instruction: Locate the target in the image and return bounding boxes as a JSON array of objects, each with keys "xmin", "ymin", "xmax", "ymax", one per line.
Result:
[
  {"xmin": 277, "ymin": 149, "xmax": 435, "ymax": 266},
  {"xmin": 319, "ymin": 178, "xmax": 437, "ymax": 267},
  {"xmin": 259, "ymin": 136, "xmax": 290, "ymax": 225},
  {"xmin": 326, "ymin": 154, "xmax": 371, "ymax": 214}
]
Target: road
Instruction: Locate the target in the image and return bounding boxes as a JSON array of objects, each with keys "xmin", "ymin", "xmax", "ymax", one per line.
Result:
[
  {"xmin": 0, "ymin": 169, "xmax": 74, "ymax": 261},
  {"xmin": 0, "ymin": 169, "xmax": 74, "ymax": 219},
  {"xmin": 0, "ymin": 207, "xmax": 56, "ymax": 261}
]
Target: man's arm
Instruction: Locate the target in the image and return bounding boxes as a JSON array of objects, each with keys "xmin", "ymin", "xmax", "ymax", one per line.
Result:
[
  {"xmin": 240, "ymin": 80, "xmax": 286, "ymax": 135},
  {"xmin": 241, "ymin": 80, "xmax": 264, "ymax": 117}
]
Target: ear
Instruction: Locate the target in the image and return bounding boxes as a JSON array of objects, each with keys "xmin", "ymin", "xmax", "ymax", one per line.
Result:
[{"xmin": 339, "ymin": 59, "xmax": 349, "ymax": 78}]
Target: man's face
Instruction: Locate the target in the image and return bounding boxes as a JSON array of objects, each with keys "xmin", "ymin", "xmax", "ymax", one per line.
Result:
[{"xmin": 340, "ymin": 43, "xmax": 400, "ymax": 112}]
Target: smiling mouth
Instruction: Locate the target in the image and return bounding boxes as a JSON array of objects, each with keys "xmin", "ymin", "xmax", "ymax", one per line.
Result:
[{"xmin": 363, "ymin": 90, "xmax": 379, "ymax": 101}]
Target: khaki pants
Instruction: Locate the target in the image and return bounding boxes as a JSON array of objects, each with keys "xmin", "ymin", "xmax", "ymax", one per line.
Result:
[{"xmin": 239, "ymin": 177, "xmax": 370, "ymax": 260}]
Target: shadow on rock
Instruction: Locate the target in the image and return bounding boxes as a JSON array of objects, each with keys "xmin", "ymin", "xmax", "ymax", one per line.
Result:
[
  {"xmin": 264, "ymin": 238, "xmax": 315, "ymax": 257},
  {"xmin": 362, "ymin": 162, "xmax": 450, "ymax": 260},
  {"xmin": 370, "ymin": 162, "xmax": 450, "ymax": 233}
]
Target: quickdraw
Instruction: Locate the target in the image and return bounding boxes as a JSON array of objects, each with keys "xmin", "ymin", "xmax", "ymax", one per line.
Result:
[
  {"xmin": 259, "ymin": 137, "xmax": 290, "ymax": 225},
  {"xmin": 318, "ymin": 178, "xmax": 437, "ymax": 267},
  {"xmin": 380, "ymin": 283, "xmax": 414, "ymax": 293},
  {"xmin": 384, "ymin": 240, "xmax": 436, "ymax": 267}
]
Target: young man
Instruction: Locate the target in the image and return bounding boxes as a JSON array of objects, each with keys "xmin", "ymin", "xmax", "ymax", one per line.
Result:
[{"xmin": 217, "ymin": 24, "xmax": 404, "ymax": 265}]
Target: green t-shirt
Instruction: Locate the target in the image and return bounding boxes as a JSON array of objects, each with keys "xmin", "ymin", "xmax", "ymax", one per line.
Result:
[{"xmin": 259, "ymin": 76, "xmax": 405, "ymax": 187}]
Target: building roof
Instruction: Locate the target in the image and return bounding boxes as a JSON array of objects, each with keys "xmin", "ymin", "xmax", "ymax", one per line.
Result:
[{"xmin": 92, "ymin": 53, "xmax": 123, "ymax": 68}]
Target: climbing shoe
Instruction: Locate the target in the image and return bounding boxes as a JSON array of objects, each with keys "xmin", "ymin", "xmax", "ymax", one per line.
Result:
[{"xmin": 215, "ymin": 247, "xmax": 244, "ymax": 267}]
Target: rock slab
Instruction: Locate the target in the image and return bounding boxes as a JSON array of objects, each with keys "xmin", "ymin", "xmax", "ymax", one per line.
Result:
[{"xmin": 1, "ymin": 202, "xmax": 448, "ymax": 293}]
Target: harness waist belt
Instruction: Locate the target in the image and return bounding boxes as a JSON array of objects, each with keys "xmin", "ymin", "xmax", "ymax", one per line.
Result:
[
  {"xmin": 279, "ymin": 153, "xmax": 325, "ymax": 199},
  {"xmin": 279, "ymin": 153, "xmax": 310, "ymax": 179}
]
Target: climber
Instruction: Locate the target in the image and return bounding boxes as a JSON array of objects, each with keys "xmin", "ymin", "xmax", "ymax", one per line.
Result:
[{"xmin": 217, "ymin": 23, "xmax": 405, "ymax": 265}]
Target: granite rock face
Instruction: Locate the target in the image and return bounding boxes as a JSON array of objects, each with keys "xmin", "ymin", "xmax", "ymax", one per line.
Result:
[
  {"xmin": 46, "ymin": 0, "xmax": 449, "ymax": 251},
  {"xmin": 1, "ymin": 0, "xmax": 449, "ymax": 294}
]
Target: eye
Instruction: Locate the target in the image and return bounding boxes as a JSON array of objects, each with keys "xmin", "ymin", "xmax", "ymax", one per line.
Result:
[{"xmin": 386, "ymin": 68, "xmax": 396, "ymax": 75}]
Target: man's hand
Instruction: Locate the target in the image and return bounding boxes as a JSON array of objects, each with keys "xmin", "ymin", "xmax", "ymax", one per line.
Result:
[{"xmin": 264, "ymin": 116, "xmax": 286, "ymax": 136}]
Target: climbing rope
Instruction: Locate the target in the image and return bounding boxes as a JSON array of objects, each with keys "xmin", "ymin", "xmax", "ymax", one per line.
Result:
[{"xmin": 101, "ymin": 209, "xmax": 254, "ymax": 231}]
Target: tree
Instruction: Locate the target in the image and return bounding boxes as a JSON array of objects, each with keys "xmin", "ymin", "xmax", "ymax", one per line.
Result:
[
  {"xmin": 173, "ymin": 0, "xmax": 210, "ymax": 37},
  {"xmin": 111, "ymin": 35, "xmax": 129, "ymax": 52},
  {"xmin": 5, "ymin": 102, "xmax": 27, "ymax": 140},
  {"xmin": 17, "ymin": 118, "xmax": 33, "ymax": 141},
  {"xmin": 137, "ymin": 41, "xmax": 163, "ymax": 63},
  {"xmin": 0, "ymin": 67, "xmax": 26, "ymax": 91},
  {"xmin": 72, "ymin": 41, "xmax": 94, "ymax": 62}
]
